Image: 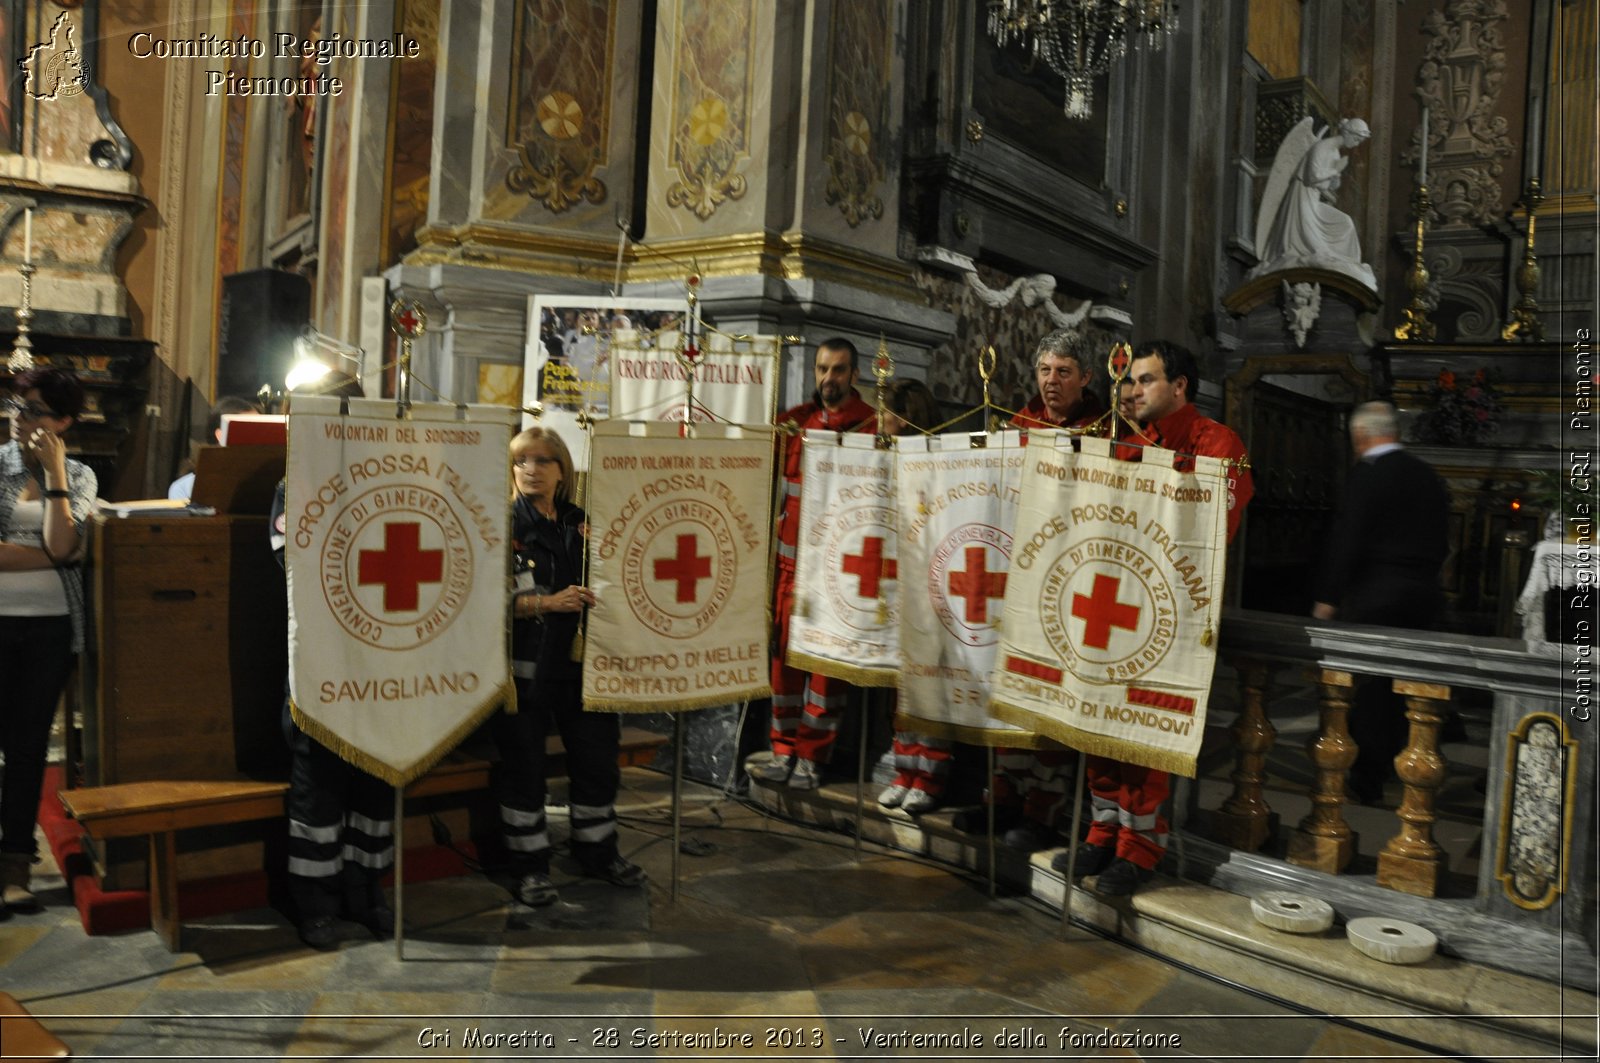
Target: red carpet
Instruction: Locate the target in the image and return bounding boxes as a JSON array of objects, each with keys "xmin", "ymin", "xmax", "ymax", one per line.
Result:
[{"xmin": 38, "ymin": 767, "xmax": 486, "ymax": 937}]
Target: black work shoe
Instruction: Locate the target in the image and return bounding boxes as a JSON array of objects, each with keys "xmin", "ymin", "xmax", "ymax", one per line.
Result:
[
  {"xmin": 358, "ymin": 904, "xmax": 396, "ymax": 938},
  {"xmin": 1001, "ymin": 819, "xmax": 1055, "ymax": 852},
  {"xmin": 1052, "ymin": 843, "xmax": 1115, "ymax": 878},
  {"xmin": 516, "ymin": 872, "xmax": 558, "ymax": 908},
  {"xmin": 1094, "ymin": 858, "xmax": 1153, "ymax": 897},
  {"xmin": 951, "ymin": 805, "xmax": 1021, "ymax": 835},
  {"xmin": 584, "ymin": 856, "xmax": 647, "ymax": 888},
  {"xmin": 298, "ymin": 915, "xmax": 339, "ymax": 951}
]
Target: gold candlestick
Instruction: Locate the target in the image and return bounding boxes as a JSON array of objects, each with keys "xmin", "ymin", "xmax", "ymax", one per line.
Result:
[
  {"xmin": 9, "ymin": 260, "xmax": 36, "ymax": 372},
  {"xmin": 1394, "ymin": 183, "xmax": 1436, "ymax": 342},
  {"xmin": 1501, "ymin": 178, "xmax": 1544, "ymax": 341}
]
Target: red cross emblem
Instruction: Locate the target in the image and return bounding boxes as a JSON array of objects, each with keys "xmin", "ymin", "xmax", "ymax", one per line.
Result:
[
  {"xmin": 947, "ymin": 546, "xmax": 1007, "ymax": 623},
  {"xmin": 1070, "ymin": 573, "xmax": 1140, "ymax": 649},
  {"xmin": 1108, "ymin": 342, "xmax": 1132, "ymax": 381},
  {"xmin": 652, "ymin": 533, "xmax": 712, "ymax": 603},
  {"xmin": 390, "ymin": 299, "xmax": 427, "ymax": 338},
  {"xmin": 357, "ymin": 522, "xmax": 444, "ymax": 612},
  {"xmin": 841, "ymin": 535, "xmax": 897, "ymax": 598}
]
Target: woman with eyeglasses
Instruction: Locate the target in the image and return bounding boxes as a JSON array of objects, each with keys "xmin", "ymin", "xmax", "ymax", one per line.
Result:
[
  {"xmin": 0, "ymin": 367, "xmax": 97, "ymax": 912},
  {"xmin": 493, "ymin": 426, "xmax": 646, "ymax": 908}
]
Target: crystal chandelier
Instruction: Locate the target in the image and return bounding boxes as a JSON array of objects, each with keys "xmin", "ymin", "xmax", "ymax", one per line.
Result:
[{"xmin": 987, "ymin": 0, "xmax": 1179, "ymax": 119}]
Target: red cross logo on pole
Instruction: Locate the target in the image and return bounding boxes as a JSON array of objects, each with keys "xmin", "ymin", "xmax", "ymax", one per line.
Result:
[
  {"xmin": 358, "ymin": 522, "xmax": 444, "ymax": 612},
  {"xmin": 947, "ymin": 546, "xmax": 1007, "ymax": 623},
  {"xmin": 841, "ymin": 536, "xmax": 897, "ymax": 599},
  {"xmin": 652, "ymin": 533, "xmax": 712, "ymax": 603},
  {"xmin": 1070, "ymin": 573, "xmax": 1140, "ymax": 649}
]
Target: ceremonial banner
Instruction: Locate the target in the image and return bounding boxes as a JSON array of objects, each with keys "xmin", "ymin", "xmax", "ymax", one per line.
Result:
[
  {"xmin": 523, "ymin": 296, "xmax": 689, "ymax": 471},
  {"xmin": 611, "ymin": 331, "xmax": 780, "ymax": 426},
  {"xmin": 991, "ymin": 434, "xmax": 1231, "ymax": 776},
  {"xmin": 585, "ymin": 420, "xmax": 774, "ymax": 711},
  {"xmin": 286, "ymin": 397, "xmax": 517, "ymax": 786},
  {"xmin": 897, "ymin": 432, "xmax": 1043, "ymax": 746},
  {"xmin": 788, "ymin": 431, "xmax": 898, "ymax": 686}
]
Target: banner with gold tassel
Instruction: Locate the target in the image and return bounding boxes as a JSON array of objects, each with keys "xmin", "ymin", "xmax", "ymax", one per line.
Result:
[
  {"xmin": 285, "ymin": 396, "xmax": 518, "ymax": 786},
  {"xmin": 583, "ymin": 420, "xmax": 775, "ymax": 711},
  {"xmin": 786, "ymin": 431, "xmax": 899, "ymax": 686},
  {"xmin": 989, "ymin": 432, "xmax": 1231, "ymax": 777}
]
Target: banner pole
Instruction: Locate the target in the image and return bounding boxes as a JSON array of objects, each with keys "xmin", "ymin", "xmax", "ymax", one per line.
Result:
[
  {"xmin": 389, "ymin": 298, "xmax": 426, "ymax": 420},
  {"xmin": 393, "ymin": 785, "xmax": 405, "ymax": 960},
  {"xmin": 986, "ymin": 746, "xmax": 997, "ymax": 899},
  {"xmin": 1059, "ymin": 750, "xmax": 1087, "ymax": 940},
  {"xmin": 854, "ymin": 693, "xmax": 869, "ymax": 857},
  {"xmin": 672, "ymin": 713, "xmax": 684, "ymax": 902}
]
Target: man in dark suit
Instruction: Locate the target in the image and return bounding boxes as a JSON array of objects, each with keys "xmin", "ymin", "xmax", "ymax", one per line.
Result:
[{"xmin": 1313, "ymin": 401, "xmax": 1451, "ymax": 803}]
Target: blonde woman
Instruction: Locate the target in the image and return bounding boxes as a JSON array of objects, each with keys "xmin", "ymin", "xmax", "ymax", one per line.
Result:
[{"xmin": 497, "ymin": 427, "xmax": 645, "ymax": 906}]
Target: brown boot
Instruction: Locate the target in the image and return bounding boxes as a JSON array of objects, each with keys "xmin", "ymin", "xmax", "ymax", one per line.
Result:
[{"xmin": 0, "ymin": 852, "xmax": 38, "ymax": 911}]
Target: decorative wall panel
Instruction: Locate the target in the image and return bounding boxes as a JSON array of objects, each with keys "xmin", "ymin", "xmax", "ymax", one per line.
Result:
[
  {"xmin": 665, "ymin": 0, "xmax": 755, "ymax": 220},
  {"xmin": 823, "ymin": 0, "xmax": 892, "ymax": 227},
  {"xmin": 384, "ymin": 0, "xmax": 438, "ymax": 262},
  {"xmin": 505, "ymin": 0, "xmax": 611, "ymax": 213}
]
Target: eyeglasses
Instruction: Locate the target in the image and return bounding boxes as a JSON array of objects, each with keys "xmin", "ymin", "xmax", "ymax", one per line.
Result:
[
  {"xmin": 2, "ymin": 397, "xmax": 58, "ymax": 420},
  {"xmin": 513, "ymin": 456, "xmax": 559, "ymax": 468}
]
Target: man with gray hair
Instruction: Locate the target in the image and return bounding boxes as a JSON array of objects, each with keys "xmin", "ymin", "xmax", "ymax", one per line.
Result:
[
  {"xmin": 1313, "ymin": 400, "xmax": 1451, "ymax": 803},
  {"xmin": 1012, "ymin": 328, "xmax": 1106, "ymax": 430}
]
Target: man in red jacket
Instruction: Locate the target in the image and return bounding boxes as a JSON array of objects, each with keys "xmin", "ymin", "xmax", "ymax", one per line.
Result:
[
  {"xmin": 1061, "ymin": 339, "xmax": 1253, "ymax": 895},
  {"xmin": 981, "ymin": 329, "xmax": 1109, "ymax": 849},
  {"xmin": 754, "ymin": 338, "xmax": 877, "ymax": 790}
]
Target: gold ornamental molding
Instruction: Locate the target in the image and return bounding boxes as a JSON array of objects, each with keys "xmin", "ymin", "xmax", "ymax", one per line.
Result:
[{"xmin": 407, "ymin": 225, "xmax": 922, "ymax": 302}]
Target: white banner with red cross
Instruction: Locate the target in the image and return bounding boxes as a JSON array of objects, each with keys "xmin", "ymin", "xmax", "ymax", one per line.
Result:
[
  {"xmin": 990, "ymin": 433, "xmax": 1231, "ymax": 777},
  {"xmin": 583, "ymin": 420, "xmax": 774, "ymax": 711},
  {"xmin": 896, "ymin": 432, "xmax": 1046, "ymax": 746},
  {"xmin": 610, "ymin": 331, "xmax": 780, "ymax": 426},
  {"xmin": 285, "ymin": 396, "xmax": 518, "ymax": 786},
  {"xmin": 788, "ymin": 431, "xmax": 898, "ymax": 687}
]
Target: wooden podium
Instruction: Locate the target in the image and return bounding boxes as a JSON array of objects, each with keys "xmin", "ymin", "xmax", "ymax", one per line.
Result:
[{"xmin": 84, "ymin": 513, "xmax": 289, "ymax": 786}]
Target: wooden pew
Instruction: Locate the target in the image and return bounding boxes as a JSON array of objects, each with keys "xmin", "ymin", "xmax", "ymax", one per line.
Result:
[{"xmin": 58, "ymin": 729, "xmax": 668, "ymax": 951}]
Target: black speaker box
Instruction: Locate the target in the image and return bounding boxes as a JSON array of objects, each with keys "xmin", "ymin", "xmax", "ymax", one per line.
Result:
[{"xmin": 217, "ymin": 269, "xmax": 311, "ymax": 398}]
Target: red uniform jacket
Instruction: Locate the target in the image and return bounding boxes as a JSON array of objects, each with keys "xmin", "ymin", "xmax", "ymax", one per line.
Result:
[
  {"xmin": 1010, "ymin": 390, "xmax": 1108, "ymax": 432},
  {"xmin": 774, "ymin": 391, "xmax": 877, "ymax": 563},
  {"xmin": 1141, "ymin": 402, "xmax": 1254, "ymax": 542}
]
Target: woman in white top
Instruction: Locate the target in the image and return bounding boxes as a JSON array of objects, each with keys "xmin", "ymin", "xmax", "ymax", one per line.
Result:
[{"xmin": 0, "ymin": 367, "xmax": 97, "ymax": 911}]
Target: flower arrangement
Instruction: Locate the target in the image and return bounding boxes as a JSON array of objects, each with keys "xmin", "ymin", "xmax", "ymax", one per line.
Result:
[{"xmin": 1412, "ymin": 367, "xmax": 1503, "ymax": 446}]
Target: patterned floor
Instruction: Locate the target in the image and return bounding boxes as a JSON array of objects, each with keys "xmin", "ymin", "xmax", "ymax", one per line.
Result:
[{"xmin": 0, "ymin": 767, "xmax": 1547, "ymax": 1061}]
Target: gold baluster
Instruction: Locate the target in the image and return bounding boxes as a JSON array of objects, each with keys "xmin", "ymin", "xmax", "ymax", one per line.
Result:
[
  {"xmin": 1287, "ymin": 668, "xmax": 1358, "ymax": 873},
  {"xmin": 1209, "ymin": 658, "xmax": 1277, "ymax": 852},
  {"xmin": 1376, "ymin": 680, "xmax": 1451, "ymax": 897}
]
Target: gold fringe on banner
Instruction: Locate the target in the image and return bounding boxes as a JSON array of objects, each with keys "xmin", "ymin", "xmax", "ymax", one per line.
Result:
[
  {"xmin": 786, "ymin": 648, "xmax": 897, "ymax": 688},
  {"xmin": 990, "ymin": 700, "xmax": 1198, "ymax": 778},
  {"xmin": 892, "ymin": 711, "xmax": 1058, "ymax": 750},
  {"xmin": 289, "ymin": 678, "xmax": 518, "ymax": 788},
  {"xmin": 586, "ymin": 682, "xmax": 772, "ymax": 715}
]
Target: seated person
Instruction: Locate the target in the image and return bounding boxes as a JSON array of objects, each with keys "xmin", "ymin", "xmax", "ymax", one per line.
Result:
[{"xmin": 168, "ymin": 394, "xmax": 261, "ymax": 500}]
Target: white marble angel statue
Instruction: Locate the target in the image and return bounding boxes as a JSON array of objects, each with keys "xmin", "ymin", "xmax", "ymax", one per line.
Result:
[{"xmin": 1249, "ymin": 116, "xmax": 1377, "ymax": 292}]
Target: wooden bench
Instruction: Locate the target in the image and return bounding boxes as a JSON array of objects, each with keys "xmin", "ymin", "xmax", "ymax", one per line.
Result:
[
  {"xmin": 58, "ymin": 728, "xmax": 668, "ymax": 951},
  {"xmin": 0, "ymin": 991, "xmax": 70, "ymax": 1060}
]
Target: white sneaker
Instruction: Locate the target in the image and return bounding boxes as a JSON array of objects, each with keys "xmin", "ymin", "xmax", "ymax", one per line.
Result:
[
  {"xmin": 750, "ymin": 754, "xmax": 794, "ymax": 783},
  {"xmin": 878, "ymin": 784, "xmax": 909, "ymax": 808},
  {"xmin": 899, "ymin": 789, "xmax": 937, "ymax": 815},
  {"xmin": 787, "ymin": 759, "xmax": 821, "ymax": 791}
]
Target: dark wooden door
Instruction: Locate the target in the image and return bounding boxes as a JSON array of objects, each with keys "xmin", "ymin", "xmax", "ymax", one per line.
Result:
[{"xmin": 1237, "ymin": 382, "xmax": 1347, "ymax": 615}]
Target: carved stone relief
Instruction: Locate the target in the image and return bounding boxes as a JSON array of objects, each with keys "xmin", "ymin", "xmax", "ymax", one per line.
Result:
[
  {"xmin": 1401, "ymin": 0, "xmax": 1515, "ymax": 228},
  {"xmin": 505, "ymin": 0, "xmax": 610, "ymax": 213}
]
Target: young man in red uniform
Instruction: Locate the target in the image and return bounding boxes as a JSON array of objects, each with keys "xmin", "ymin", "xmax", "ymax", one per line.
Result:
[
  {"xmin": 754, "ymin": 338, "xmax": 877, "ymax": 790},
  {"xmin": 979, "ymin": 330, "xmax": 1109, "ymax": 849},
  {"xmin": 1065, "ymin": 339, "xmax": 1253, "ymax": 895}
]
